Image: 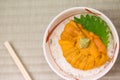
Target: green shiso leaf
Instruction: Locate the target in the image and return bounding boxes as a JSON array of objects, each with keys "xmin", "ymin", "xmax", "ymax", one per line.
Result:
[{"xmin": 74, "ymin": 14, "xmax": 110, "ymax": 47}]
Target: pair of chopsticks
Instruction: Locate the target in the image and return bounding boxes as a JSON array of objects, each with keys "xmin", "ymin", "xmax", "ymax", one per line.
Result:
[{"xmin": 4, "ymin": 41, "xmax": 32, "ymax": 80}]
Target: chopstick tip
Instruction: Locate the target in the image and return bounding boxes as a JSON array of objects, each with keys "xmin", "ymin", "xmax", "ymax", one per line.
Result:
[{"xmin": 4, "ymin": 41, "xmax": 10, "ymax": 46}]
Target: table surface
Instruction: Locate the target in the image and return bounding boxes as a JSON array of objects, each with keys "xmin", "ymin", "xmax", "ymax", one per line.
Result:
[{"xmin": 0, "ymin": 0, "xmax": 120, "ymax": 80}]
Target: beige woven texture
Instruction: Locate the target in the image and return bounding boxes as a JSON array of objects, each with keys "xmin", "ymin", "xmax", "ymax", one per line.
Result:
[{"xmin": 0, "ymin": 0, "xmax": 120, "ymax": 80}]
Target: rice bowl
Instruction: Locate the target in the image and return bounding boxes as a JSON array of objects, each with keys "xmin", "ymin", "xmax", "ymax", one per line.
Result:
[{"xmin": 43, "ymin": 7, "xmax": 119, "ymax": 80}]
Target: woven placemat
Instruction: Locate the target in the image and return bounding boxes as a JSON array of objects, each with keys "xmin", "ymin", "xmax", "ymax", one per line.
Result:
[{"xmin": 0, "ymin": 0, "xmax": 120, "ymax": 80}]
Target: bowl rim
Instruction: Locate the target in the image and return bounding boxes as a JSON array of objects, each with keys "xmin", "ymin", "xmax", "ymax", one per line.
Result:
[{"xmin": 43, "ymin": 7, "xmax": 119, "ymax": 80}]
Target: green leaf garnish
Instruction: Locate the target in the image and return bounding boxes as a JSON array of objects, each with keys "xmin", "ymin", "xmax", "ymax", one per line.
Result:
[{"xmin": 74, "ymin": 14, "xmax": 110, "ymax": 46}]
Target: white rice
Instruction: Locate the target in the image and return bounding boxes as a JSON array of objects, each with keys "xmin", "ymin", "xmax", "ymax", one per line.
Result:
[{"xmin": 49, "ymin": 15, "xmax": 114, "ymax": 79}]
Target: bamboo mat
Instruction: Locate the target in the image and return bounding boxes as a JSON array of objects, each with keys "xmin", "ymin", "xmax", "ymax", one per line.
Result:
[{"xmin": 0, "ymin": 0, "xmax": 120, "ymax": 80}]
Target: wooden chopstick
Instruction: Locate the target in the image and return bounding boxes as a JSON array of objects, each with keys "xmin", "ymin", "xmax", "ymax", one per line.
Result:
[{"xmin": 4, "ymin": 41, "xmax": 32, "ymax": 80}]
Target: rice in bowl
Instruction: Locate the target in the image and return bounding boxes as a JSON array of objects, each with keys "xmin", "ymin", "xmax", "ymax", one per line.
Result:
[{"xmin": 43, "ymin": 7, "xmax": 119, "ymax": 80}]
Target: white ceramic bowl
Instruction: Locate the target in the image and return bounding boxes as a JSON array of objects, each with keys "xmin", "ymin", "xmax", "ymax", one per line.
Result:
[{"xmin": 43, "ymin": 7, "xmax": 119, "ymax": 80}]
